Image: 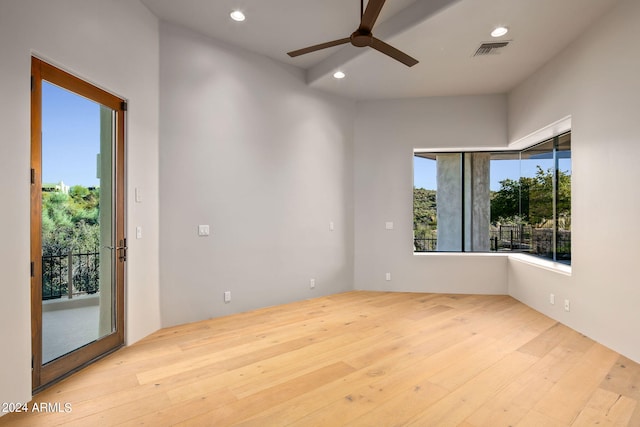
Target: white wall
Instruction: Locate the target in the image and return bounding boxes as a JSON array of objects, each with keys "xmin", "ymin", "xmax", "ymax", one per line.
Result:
[
  {"xmin": 0, "ymin": 0, "xmax": 161, "ymax": 405},
  {"xmin": 508, "ymin": 0, "xmax": 640, "ymax": 362},
  {"xmin": 158, "ymin": 24, "xmax": 356, "ymax": 327},
  {"xmin": 354, "ymin": 96, "xmax": 509, "ymax": 294}
]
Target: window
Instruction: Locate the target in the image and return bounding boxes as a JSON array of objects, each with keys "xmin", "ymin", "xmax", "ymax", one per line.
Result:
[{"xmin": 413, "ymin": 132, "xmax": 571, "ymax": 264}]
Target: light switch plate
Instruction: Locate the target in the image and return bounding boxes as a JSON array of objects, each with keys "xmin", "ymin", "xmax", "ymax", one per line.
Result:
[
  {"xmin": 136, "ymin": 226, "xmax": 142, "ymax": 239},
  {"xmin": 385, "ymin": 222, "xmax": 394, "ymax": 230}
]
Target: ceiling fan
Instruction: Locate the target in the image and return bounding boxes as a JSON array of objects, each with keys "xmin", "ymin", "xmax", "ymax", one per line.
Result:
[{"xmin": 287, "ymin": 0, "xmax": 419, "ymax": 67}]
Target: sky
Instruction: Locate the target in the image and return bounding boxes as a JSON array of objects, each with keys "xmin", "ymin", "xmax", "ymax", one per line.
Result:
[{"xmin": 42, "ymin": 81, "xmax": 102, "ymax": 187}]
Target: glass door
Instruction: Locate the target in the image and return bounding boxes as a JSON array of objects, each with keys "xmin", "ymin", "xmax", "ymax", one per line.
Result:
[{"xmin": 31, "ymin": 57, "xmax": 126, "ymax": 391}]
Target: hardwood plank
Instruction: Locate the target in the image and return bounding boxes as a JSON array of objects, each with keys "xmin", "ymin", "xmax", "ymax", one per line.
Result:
[
  {"xmin": 233, "ymin": 325, "xmax": 480, "ymax": 425},
  {"xmin": 600, "ymin": 355, "xmax": 640, "ymax": 426},
  {"xmin": 464, "ymin": 341, "xmax": 593, "ymax": 426},
  {"xmin": 119, "ymin": 390, "xmax": 238, "ymax": 427},
  {"xmin": 165, "ymin": 331, "xmax": 390, "ymax": 404},
  {"xmin": 460, "ymin": 325, "xmax": 594, "ymax": 427},
  {"xmin": 572, "ymin": 388, "xmax": 636, "ymax": 426},
  {"xmin": 404, "ymin": 351, "xmax": 540, "ymax": 426},
  {"xmin": 601, "ymin": 356, "xmax": 640, "ymax": 400},
  {"xmin": 261, "ymin": 300, "xmax": 520, "ymax": 426},
  {"xmin": 532, "ymin": 343, "xmax": 620, "ymax": 424},
  {"xmin": 517, "ymin": 409, "xmax": 570, "ymax": 427},
  {"xmin": 518, "ymin": 322, "xmax": 593, "ymax": 358},
  {"xmin": 176, "ymin": 362, "xmax": 356, "ymax": 426},
  {"xmin": 2, "ymin": 291, "xmax": 638, "ymax": 427}
]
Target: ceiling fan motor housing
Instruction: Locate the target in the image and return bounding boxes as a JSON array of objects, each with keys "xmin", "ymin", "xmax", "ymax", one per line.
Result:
[{"xmin": 351, "ymin": 30, "xmax": 373, "ymax": 47}]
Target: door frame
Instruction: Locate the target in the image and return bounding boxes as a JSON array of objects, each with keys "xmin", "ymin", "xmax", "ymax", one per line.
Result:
[{"xmin": 30, "ymin": 57, "xmax": 126, "ymax": 391}]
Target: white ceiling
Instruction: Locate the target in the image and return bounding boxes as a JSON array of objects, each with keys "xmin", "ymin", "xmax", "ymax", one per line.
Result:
[{"xmin": 141, "ymin": 0, "xmax": 619, "ymax": 100}]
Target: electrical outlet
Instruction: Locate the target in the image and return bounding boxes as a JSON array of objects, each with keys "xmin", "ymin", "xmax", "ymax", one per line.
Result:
[
  {"xmin": 310, "ymin": 278, "xmax": 316, "ymax": 289},
  {"xmin": 198, "ymin": 225, "xmax": 210, "ymax": 236},
  {"xmin": 564, "ymin": 299, "xmax": 570, "ymax": 312},
  {"xmin": 224, "ymin": 291, "xmax": 231, "ymax": 303},
  {"xmin": 385, "ymin": 222, "xmax": 394, "ymax": 230},
  {"xmin": 329, "ymin": 221, "xmax": 334, "ymax": 231},
  {"xmin": 385, "ymin": 272, "xmax": 391, "ymax": 281},
  {"xmin": 549, "ymin": 293, "xmax": 555, "ymax": 305}
]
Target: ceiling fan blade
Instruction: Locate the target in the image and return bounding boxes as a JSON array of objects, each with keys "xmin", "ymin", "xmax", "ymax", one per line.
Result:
[
  {"xmin": 370, "ymin": 37, "xmax": 419, "ymax": 67},
  {"xmin": 287, "ymin": 38, "xmax": 351, "ymax": 57},
  {"xmin": 359, "ymin": 0, "xmax": 386, "ymax": 33}
]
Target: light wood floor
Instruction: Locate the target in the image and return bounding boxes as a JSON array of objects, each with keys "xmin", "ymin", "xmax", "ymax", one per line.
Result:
[{"xmin": 2, "ymin": 291, "xmax": 639, "ymax": 426}]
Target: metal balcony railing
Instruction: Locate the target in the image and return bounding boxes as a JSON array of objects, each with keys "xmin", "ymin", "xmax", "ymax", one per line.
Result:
[
  {"xmin": 42, "ymin": 250, "xmax": 100, "ymax": 300},
  {"xmin": 415, "ymin": 227, "xmax": 571, "ymax": 262}
]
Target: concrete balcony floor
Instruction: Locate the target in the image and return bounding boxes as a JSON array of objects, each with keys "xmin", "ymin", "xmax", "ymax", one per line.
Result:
[{"xmin": 42, "ymin": 294, "xmax": 102, "ymax": 364}]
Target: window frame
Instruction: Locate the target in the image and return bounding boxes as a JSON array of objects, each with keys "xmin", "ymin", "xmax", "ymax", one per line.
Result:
[{"xmin": 413, "ymin": 131, "xmax": 571, "ymax": 266}]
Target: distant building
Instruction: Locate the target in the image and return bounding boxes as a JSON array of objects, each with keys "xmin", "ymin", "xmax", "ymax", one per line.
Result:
[{"xmin": 42, "ymin": 180, "xmax": 70, "ymax": 194}]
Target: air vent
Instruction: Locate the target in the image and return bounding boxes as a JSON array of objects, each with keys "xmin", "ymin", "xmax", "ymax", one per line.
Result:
[{"xmin": 473, "ymin": 41, "xmax": 510, "ymax": 57}]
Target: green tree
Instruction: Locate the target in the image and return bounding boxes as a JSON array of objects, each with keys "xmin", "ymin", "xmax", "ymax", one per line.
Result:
[
  {"xmin": 68, "ymin": 185, "xmax": 99, "ymax": 225},
  {"xmin": 42, "ymin": 186, "xmax": 100, "ymax": 253},
  {"xmin": 413, "ymin": 187, "xmax": 438, "ymax": 244},
  {"xmin": 528, "ymin": 166, "xmax": 571, "ymax": 227},
  {"xmin": 490, "ymin": 177, "xmax": 531, "ymax": 223},
  {"xmin": 41, "ymin": 186, "xmax": 101, "ymax": 296},
  {"xmin": 490, "ymin": 167, "xmax": 571, "ymax": 228},
  {"xmin": 556, "ymin": 169, "xmax": 571, "ymax": 228},
  {"xmin": 413, "ymin": 187, "xmax": 436, "ymax": 228}
]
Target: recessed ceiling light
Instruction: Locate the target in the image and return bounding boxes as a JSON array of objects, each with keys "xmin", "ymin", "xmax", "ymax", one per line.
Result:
[
  {"xmin": 491, "ymin": 26, "xmax": 509, "ymax": 37},
  {"xmin": 333, "ymin": 71, "xmax": 346, "ymax": 79},
  {"xmin": 230, "ymin": 10, "xmax": 245, "ymax": 22}
]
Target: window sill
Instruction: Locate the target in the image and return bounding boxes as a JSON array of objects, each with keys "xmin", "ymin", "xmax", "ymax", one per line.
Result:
[
  {"xmin": 413, "ymin": 251, "xmax": 572, "ymax": 275},
  {"xmin": 508, "ymin": 253, "xmax": 572, "ymax": 276},
  {"xmin": 413, "ymin": 251, "xmax": 505, "ymax": 257}
]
